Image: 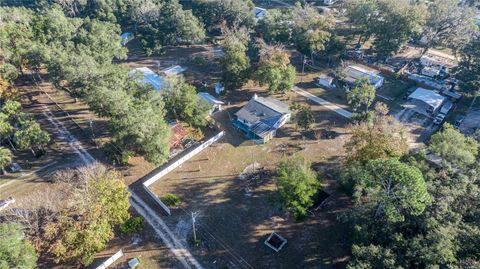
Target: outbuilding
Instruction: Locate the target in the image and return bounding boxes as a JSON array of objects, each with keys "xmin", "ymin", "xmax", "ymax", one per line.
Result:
[
  {"xmin": 161, "ymin": 65, "xmax": 186, "ymax": 77},
  {"xmin": 407, "ymin": 87, "xmax": 446, "ymax": 115},
  {"xmin": 316, "ymin": 74, "xmax": 335, "ymax": 89},
  {"xmin": 120, "ymin": 32, "xmax": 134, "ymax": 46},
  {"xmin": 197, "ymin": 92, "xmax": 224, "ymax": 115},
  {"xmin": 129, "ymin": 67, "xmax": 165, "ymax": 91},
  {"xmin": 343, "ymin": 65, "xmax": 384, "ymax": 89},
  {"xmin": 254, "ymin": 7, "xmax": 267, "ymax": 19}
]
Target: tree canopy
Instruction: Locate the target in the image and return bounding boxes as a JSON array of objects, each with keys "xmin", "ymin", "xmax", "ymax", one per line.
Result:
[
  {"xmin": 0, "ymin": 223, "xmax": 37, "ymax": 269},
  {"xmin": 429, "ymin": 123, "xmax": 479, "ymax": 168},
  {"xmin": 345, "ymin": 113, "xmax": 409, "ymax": 164},
  {"xmin": 255, "ymin": 42, "xmax": 296, "ymax": 93},
  {"xmin": 455, "ymin": 33, "xmax": 480, "ymax": 95},
  {"xmin": 277, "ymin": 157, "xmax": 320, "ymax": 220},
  {"xmin": 45, "ymin": 165, "xmax": 130, "ymax": 266}
]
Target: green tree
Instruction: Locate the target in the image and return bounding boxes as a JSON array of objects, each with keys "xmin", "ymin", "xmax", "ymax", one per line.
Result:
[
  {"xmin": 345, "ymin": 114, "xmax": 408, "ymax": 163},
  {"xmin": 255, "ymin": 42, "xmax": 296, "ymax": 93},
  {"xmin": 291, "ymin": 3, "xmax": 334, "ymax": 57},
  {"xmin": 0, "ymin": 223, "xmax": 37, "ymax": 269},
  {"xmin": 277, "ymin": 157, "xmax": 320, "ymax": 220},
  {"xmin": 347, "ymin": 77, "xmax": 376, "ymax": 113},
  {"xmin": 371, "ymin": 0, "xmax": 426, "ymax": 58},
  {"xmin": 1, "ymin": 100, "xmax": 21, "ymax": 117},
  {"xmin": 0, "ymin": 147, "xmax": 12, "ymax": 174},
  {"xmin": 13, "ymin": 119, "xmax": 50, "ymax": 156},
  {"xmin": 0, "ymin": 7, "xmax": 35, "ymax": 72},
  {"xmin": 0, "ymin": 113, "xmax": 13, "ymax": 140},
  {"xmin": 220, "ymin": 27, "xmax": 251, "ymax": 90},
  {"xmin": 455, "ymin": 33, "xmax": 480, "ymax": 95},
  {"xmin": 46, "ymin": 165, "xmax": 130, "ymax": 266},
  {"xmin": 429, "ymin": 123, "xmax": 479, "ymax": 168},
  {"xmin": 420, "ymin": 0, "xmax": 477, "ymax": 54},
  {"xmin": 162, "ymin": 77, "xmax": 210, "ymax": 127},
  {"xmin": 191, "ymin": 0, "xmax": 255, "ymax": 31},
  {"xmin": 0, "ymin": 63, "xmax": 19, "ymax": 82},
  {"xmin": 256, "ymin": 9, "xmax": 291, "ymax": 44},
  {"xmin": 296, "ymin": 106, "xmax": 314, "ymax": 131},
  {"xmin": 111, "ymin": 95, "xmax": 171, "ymax": 165},
  {"xmin": 346, "ymin": 0, "xmax": 379, "ymax": 44},
  {"xmin": 137, "ymin": 0, "xmax": 205, "ymax": 55},
  {"xmin": 346, "ymin": 0, "xmax": 426, "ymax": 58},
  {"xmin": 355, "ymin": 158, "xmax": 431, "ymax": 222}
]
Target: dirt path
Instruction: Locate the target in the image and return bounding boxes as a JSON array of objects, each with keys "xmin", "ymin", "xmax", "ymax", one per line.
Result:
[
  {"xmin": 24, "ymin": 71, "xmax": 204, "ymax": 269},
  {"xmin": 293, "ymin": 86, "xmax": 353, "ymax": 118}
]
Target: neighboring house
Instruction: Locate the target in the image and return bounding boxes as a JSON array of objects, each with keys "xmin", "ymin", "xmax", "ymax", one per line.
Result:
[
  {"xmin": 161, "ymin": 65, "xmax": 186, "ymax": 77},
  {"xmin": 343, "ymin": 65, "xmax": 384, "ymax": 89},
  {"xmin": 129, "ymin": 67, "xmax": 165, "ymax": 91},
  {"xmin": 130, "ymin": 65, "xmax": 186, "ymax": 91},
  {"xmin": 421, "ymin": 66, "xmax": 441, "ymax": 78},
  {"xmin": 197, "ymin": 92, "xmax": 224, "ymax": 115},
  {"xmin": 420, "ymin": 50, "xmax": 457, "ymax": 73},
  {"xmin": 407, "ymin": 87, "xmax": 446, "ymax": 115},
  {"xmin": 233, "ymin": 94, "xmax": 291, "ymax": 144},
  {"xmin": 324, "ymin": 0, "xmax": 335, "ymax": 5},
  {"xmin": 254, "ymin": 7, "xmax": 267, "ymax": 20},
  {"xmin": 169, "ymin": 121, "xmax": 189, "ymax": 149},
  {"xmin": 120, "ymin": 32, "xmax": 134, "ymax": 46},
  {"xmin": 316, "ymin": 74, "xmax": 335, "ymax": 89}
]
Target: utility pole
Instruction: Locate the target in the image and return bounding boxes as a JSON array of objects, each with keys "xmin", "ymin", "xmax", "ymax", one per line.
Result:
[
  {"xmin": 301, "ymin": 55, "xmax": 306, "ymax": 83},
  {"xmin": 191, "ymin": 211, "xmax": 199, "ymax": 243}
]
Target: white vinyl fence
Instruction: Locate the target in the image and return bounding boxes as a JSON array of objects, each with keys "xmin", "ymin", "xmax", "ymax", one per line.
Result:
[
  {"xmin": 143, "ymin": 131, "xmax": 225, "ymax": 215},
  {"xmin": 95, "ymin": 249, "xmax": 123, "ymax": 269}
]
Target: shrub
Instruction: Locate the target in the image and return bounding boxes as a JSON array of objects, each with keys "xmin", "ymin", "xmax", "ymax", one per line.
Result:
[
  {"xmin": 162, "ymin": 193, "xmax": 181, "ymax": 206},
  {"xmin": 120, "ymin": 217, "xmax": 144, "ymax": 235}
]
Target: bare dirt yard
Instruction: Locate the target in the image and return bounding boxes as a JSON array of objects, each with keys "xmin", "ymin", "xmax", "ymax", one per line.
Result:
[{"xmin": 149, "ymin": 85, "xmax": 353, "ymax": 269}]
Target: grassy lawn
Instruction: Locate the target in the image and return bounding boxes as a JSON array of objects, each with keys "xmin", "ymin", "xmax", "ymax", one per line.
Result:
[{"xmin": 149, "ymin": 101, "xmax": 352, "ymax": 269}]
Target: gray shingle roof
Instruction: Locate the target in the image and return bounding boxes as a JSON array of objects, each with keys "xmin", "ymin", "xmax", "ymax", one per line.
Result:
[{"xmin": 235, "ymin": 96, "xmax": 290, "ymax": 125}]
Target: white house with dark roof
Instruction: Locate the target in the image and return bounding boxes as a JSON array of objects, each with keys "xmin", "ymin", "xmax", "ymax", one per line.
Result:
[{"xmin": 233, "ymin": 94, "xmax": 291, "ymax": 143}]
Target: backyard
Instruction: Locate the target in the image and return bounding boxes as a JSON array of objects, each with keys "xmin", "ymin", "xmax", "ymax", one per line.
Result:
[{"xmin": 147, "ymin": 87, "xmax": 353, "ymax": 269}]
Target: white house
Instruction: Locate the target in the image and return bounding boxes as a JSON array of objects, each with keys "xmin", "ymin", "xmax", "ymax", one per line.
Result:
[
  {"xmin": 407, "ymin": 87, "xmax": 446, "ymax": 115},
  {"xmin": 233, "ymin": 94, "xmax": 291, "ymax": 144},
  {"xmin": 324, "ymin": 0, "xmax": 335, "ymax": 5},
  {"xmin": 197, "ymin": 92, "xmax": 224, "ymax": 115},
  {"xmin": 343, "ymin": 65, "xmax": 384, "ymax": 89}
]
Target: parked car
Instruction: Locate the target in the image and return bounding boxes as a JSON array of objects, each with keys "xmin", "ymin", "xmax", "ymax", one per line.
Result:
[
  {"xmin": 439, "ymin": 100, "xmax": 453, "ymax": 115},
  {"xmin": 433, "ymin": 113, "xmax": 446, "ymax": 125},
  {"xmin": 454, "ymin": 115, "xmax": 465, "ymax": 128}
]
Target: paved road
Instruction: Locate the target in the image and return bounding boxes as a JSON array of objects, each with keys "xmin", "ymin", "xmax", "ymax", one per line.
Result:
[{"xmin": 293, "ymin": 86, "xmax": 353, "ymax": 118}]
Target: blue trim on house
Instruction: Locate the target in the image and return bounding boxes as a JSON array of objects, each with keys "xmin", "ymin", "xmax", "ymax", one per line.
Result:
[{"xmin": 232, "ymin": 120, "xmax": 266, "ymax": 141}]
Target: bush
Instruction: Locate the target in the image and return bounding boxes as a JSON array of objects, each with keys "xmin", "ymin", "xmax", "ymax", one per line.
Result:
[
  {"xmin": 120, "ymin": 217, "xmax": 144, "ymax": 235},
  {"xmin": 162, "ymin": 193, "xmax": 181, "ymax": 206}
]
